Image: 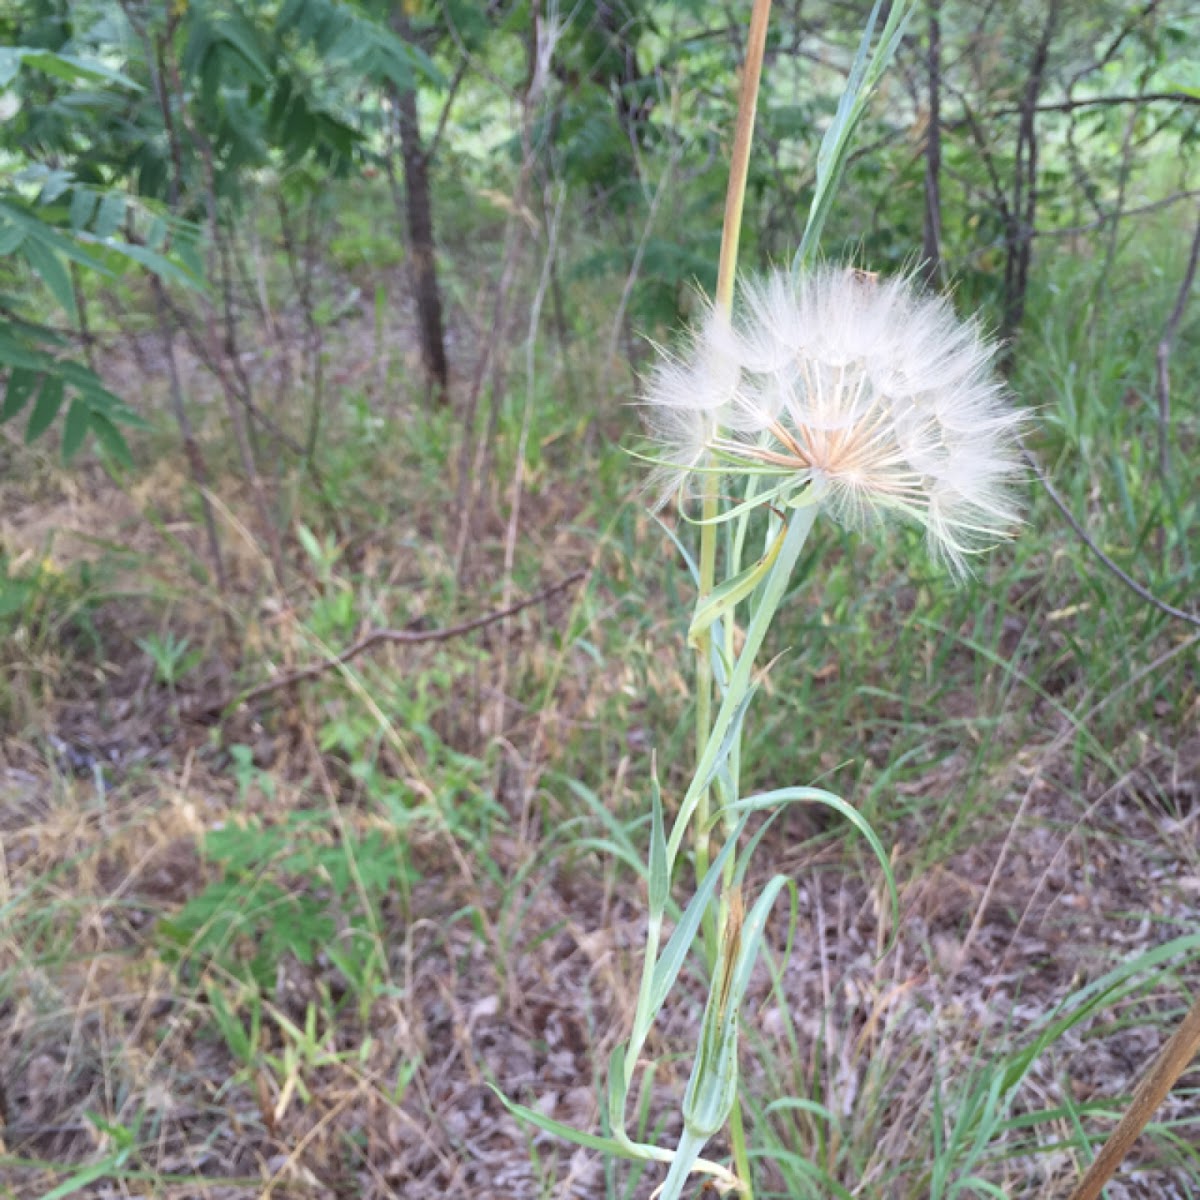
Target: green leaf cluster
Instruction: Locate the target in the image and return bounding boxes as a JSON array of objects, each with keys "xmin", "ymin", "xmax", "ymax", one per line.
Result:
[{"xmin": 158, "ymin": 810, "xmax": 415, "ymax": 990}]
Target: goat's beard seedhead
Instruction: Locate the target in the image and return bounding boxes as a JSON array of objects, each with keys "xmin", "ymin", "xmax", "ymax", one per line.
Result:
[{"xmin": 641, "ymin": 267, "xmax": 1027, "ymax": 576}]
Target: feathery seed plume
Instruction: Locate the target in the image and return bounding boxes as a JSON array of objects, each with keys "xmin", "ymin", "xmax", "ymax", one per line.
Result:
[{"xmin": 642, "ymin": 267, "xmax": 1026, "ymax": 575}]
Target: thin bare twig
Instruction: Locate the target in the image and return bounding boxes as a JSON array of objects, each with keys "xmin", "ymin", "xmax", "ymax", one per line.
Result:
[
  {"xmin": 452, "ymin": 4, "xmax": 557, "ymax": 582},
  {"xmin": 1086, "ymin": 87, "xmax": 1144, "ymax": 339},
  {"xmin": 605, "ymin": 144, "xmax": 679, "ymax": 384},
  {"xmin": 1003, "ymin": 0, "xmax": 1059, "ymax": 340},
  {"xmin": 199, "ymin": 570, "xmax": 585, "ymax": 715},
  {"xmin": 1032, "ymin": 188, "xmax": 1200, "ymax": 239},
  {"xmin": 1156, "ymin": 200, "xmax": 1200, "ymax": 480},
  {"xmin": 920, "ymin": 0, "xmax": 943, "ymax": 288},
  {"xmin": 1012, "ymin": 89, "xmax": 1196, "ymax": 115},
  {"xmin": 1067, "ymin": 0, "xmax": 1161, "ymax": 92},
  {"xmin": 423, "ymin": 58, "xmax": 470, "ymax": 168},
  {"xmin": 151, "ymin": 278, "xmax": 229, "ymax": 599},
  {"xmin": 1021, "ymin": 439, "xmax": 1200, "ymax": 629},
  {"xmin": 493, "ymin": 184, "xmax": 565, "ymax": 750}
]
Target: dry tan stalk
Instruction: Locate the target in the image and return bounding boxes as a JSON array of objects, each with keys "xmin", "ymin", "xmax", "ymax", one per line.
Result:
[{"xmin": 1068, "ymin": 991, "xmax": 1200, "ymax": 1200}]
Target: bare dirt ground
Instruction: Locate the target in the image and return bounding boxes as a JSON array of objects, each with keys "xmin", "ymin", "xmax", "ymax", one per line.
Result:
[
  {"xmin": 2, "ymin": 270, "xmax": 1198, "ymax": 1199},
  {"xmin": 2, "ymin": 491, "xmax": 1198, "ymax": 1200}
]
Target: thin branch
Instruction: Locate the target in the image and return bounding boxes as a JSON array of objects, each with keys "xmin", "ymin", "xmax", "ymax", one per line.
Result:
[
  {"xmin": 198, "ymin": 570, "xmax": 586, "ymax": 715},
  {"xmin": 1156, "ymin": 200, "xmax": 1200, "ymax": 479},
  {"xmin": 943, "ymin": 92, "xmax": 1194, "ymax": 136},
  {"xmin": 920, "ymin": 0, "xmax": 943, "ymax": 288},
  {"xmin": 606, "ymin": 144, "xmax": 678, "ymax": 379},
  {"xmin": 1021, "ymin": 439, "xmax": 1200, "ymax": 629},
  {"xmin": 1086, "ymin": 80, "xmax": 1145, "ymax": 338},
  {"xmin": 422, "ymin": 57, "xmax": 470, "ymax": 167},
  {"xmin": 152, "ymin": 285, "xmax": 308, "ymax": 456},
  {"xmin": 1003, "ymin": 0, "xmax": 1059, "ymax": 340},
  {"xmin": 1023, "ymin": 90, "xmax": 1196, "ymax": 115},
  {"xmin": 438, "ymin": 0, "xmax": 522, "ymax": 99},
  {"xmin": 944, "ymin": 82, "xmax": 1011, "ymax": 224},
  {"xmin": 947, "ymin": 93, "xmax": 1192, "ymax": 129},
  {"xmin": 150, "ymin": 275, "xmax": 229, "ymax": 600},
  {"xmin": 451, "ymin": 4, "xmax": 553, "ymax": 582},
  {"xmin": 1067, "ymin": 0, "xmax": 1161, "ymax": 92},
  {"xmin": 493, "ymin": 183, "xmax": 565, "ymax": 772},
  {"xmin": 1133, "ymin": 104, "xmax": 1197, "ymax": 154},
  {"xmin": 1032, "ymin": 188, "xmax": 1200, "ymax": 239}
]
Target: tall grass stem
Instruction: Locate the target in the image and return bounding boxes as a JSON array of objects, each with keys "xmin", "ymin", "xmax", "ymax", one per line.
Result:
[{"xmin": 695, "ymin": 0, "xmax": 774, "ymax": 940}]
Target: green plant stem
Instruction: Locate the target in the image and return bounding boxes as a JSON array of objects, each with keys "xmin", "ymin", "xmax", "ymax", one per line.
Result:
[
  {"xmin": 669, "ymin": 498, "xmax": 814, "ymax": 1200},
  {"xmin": 625, "ymin": 913, "xmax": 662, "ymax": 1087},
  {"xmin": 727, "ymin": 1082, "xmax": 754, "ymax": 1194},
  {"xmin": 689, "ymin": 6, "xmax": 772, "ymax": 1195},
  {"xmin": 671, "ymin": 502, "xmax": 817, "ymax": 867},
  {"xmin": 694, "ymin": 0, "xmax": 775, "ymax": 934},
  {"xmin": 715, "ymin": 0, "xmax": 773, "ymax": 316},
  {"xmin": 695, "ymin": 472, "xmax": 719, "ymax": 910}
]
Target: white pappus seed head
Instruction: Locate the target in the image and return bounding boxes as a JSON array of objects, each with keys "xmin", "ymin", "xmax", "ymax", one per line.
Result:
[
  {"xmin": 639, "ymin": 303, "xmax": 744, "ymax": 508},
  {"xmin": 640, "ymin": 266, "xmax": 1028, "ymax": 576}
]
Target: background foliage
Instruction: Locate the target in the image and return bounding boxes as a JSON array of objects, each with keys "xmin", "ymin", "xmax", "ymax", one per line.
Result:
[{"xmin": 1, "ymin": 1, "xmax": 1198, "ymax": 1198}]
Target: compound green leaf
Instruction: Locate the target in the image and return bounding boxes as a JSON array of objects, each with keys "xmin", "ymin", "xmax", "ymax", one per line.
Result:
[
  {"xmin": 61, "ymin": 398, "xmax": 91, "ymax": 460},
  {"xmin": 22, "ymin": 237, "xmax": 76, "ymax": 320},
  {"xmin": 26, "ymin": 375, "xmax": 65, "ymax": 443},
  {"xmin": 2, "ymin": 367, "xmax": 40, "ymax": 421}
]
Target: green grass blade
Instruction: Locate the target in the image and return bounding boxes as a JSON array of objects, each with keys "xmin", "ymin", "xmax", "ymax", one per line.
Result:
[
  {"xmin": 649, "ymin": 816, "xmax": 749, "ymax": 1017},
  {"xmin": 792, "ymin": 0, "xmax": 914, "ymax": 272},
  {"xmin": 492, "ymin": 1086, "xmax": 657, "ymax": 1162},
  {"xmin": 688, "ymin": 522, "xmax": 784, "ymax": 649},
  {"xmin": 649, "ymin": 767, "xmax": 669, "ymax": 920},
  {"xmin": 713, "ymin": 786, "xmax": 899, "ymax": 942}
]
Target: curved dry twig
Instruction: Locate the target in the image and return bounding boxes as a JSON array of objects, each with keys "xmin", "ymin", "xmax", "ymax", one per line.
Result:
[
  {"xmin": 195, "ymin": 569, "xmax": 586, "ymax": 716},
  {"xmin": 1156, "ymin": 201, "xmax": 1200, "ymax": 479},
  {"xmin": 1020, "ymin": 438, "xmax": 1200, "ymax": 629}
]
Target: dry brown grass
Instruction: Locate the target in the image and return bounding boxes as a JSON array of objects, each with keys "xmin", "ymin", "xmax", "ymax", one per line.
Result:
[{"xmin": 2, "ymin": 273, "xmax": 1199, "ymax": 1200}]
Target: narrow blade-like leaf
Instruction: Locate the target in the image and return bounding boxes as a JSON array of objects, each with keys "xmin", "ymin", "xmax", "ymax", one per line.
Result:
[
  {"xmin": 649, "ymin": 816, "xmax": 748, "ymax": 1016},
  {"xmin": 61, "ymin": 398, "xmax": 90, "ymax": 459},
  {"xmin": 716, "ymin": 787, "xmax": 899, "ymax": 942},
  {"xmin": 22, "ymin": 237, "xmax": 76, "ymax": 320},
  {"xmin": 88, "ymin": 412, "xmax": 134, "ymax": 467},
  {"xmin": 648, "ymin": 767, "xmax": 669, "ymax": 920},
  {"xmin": 490, "ymin": 1087, "xmax": 653, "ymax": 1162},
  {"xmin": 2, "ymin": 367, "xmax": 40, "ymax": 421},
  {"xmin": 607, "ymin": 1042, "xmax": 629, "ymax": 1138},
  {"xmin": 688, "ymin": 523, "xmax": 784, "ymax": 649},
  {"xmin": 26, "ymin": 375, "xmax": 65, "ymax": 443}
]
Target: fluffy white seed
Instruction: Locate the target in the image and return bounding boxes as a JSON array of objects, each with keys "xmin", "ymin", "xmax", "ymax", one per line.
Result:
[{"xmin": 641, "ymin": 267, "xmax": 1027, "ymax": 575}]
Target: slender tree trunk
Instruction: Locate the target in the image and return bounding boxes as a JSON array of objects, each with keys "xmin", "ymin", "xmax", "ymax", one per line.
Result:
[
  {"xmin": 1003, "ymin": 1, "xmax": 1059, "ymax": 339},
  {"xmin": 124, "ymin": 5, "xmax": 230, "ymax": 598},
  {"xmin": 921, "ymin": 0, "xmax": 943, "ymax": 288},
  {"xmin": 389, "ymin": 11, "xmax": 449, "ymax": 403},
  {"xmin": 451, "ymin": 3, "xmax": 551, "ymax": 583},
  {"xmin": 596, "ymin": 1, "xmax": 653, "ymax": 147},
  {"xmin": 396, "ymin": 85, "xmax": 449, "ymax": 400},
  {"xmin": 150, "ymin": 277, "xmax": 228, "ymax": 598}
]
